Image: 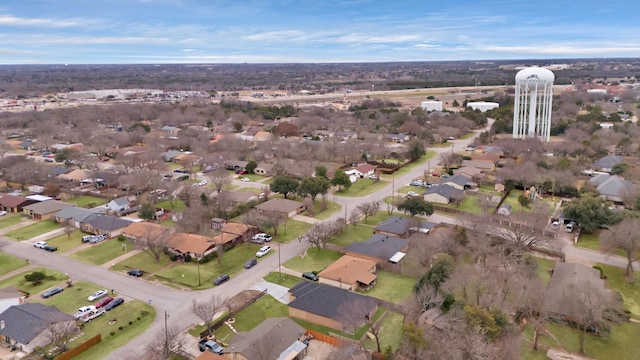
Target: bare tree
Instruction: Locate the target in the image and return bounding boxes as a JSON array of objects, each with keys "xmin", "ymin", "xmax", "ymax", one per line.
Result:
[
  {"xmin": 357, "ymin": 201, "xmax": 380, "ymax": 223},
  {"xmin": 63, "ymin": 219, "xmax": 74, "ymax": 240},
  {"xmin": 338, "ymin": 298, "xmax": 381, "ymax": 353},
  {"xmin": 349, "ymin": 208, "xmax": 361, "ymax": 227},
  {"xmin": 600, "ymin": 217, "xmax": 640, "ymax": 276},
  {"xmin": 44, "ymin": 321, "xmax": 78, "ymax": 355},
  {"xmin": 132, "ymin": 228, "xmax": 172, "ymax": 263},
  {"xmin": 306, "ymin": 221, "xmax": 340, "ymax": 249},
  {"xmin": 192, "ymin": 296, "xmax": 225, "ymax": 337},
  {"xmin": 144, "ymin": 325, "xmax": 189, "ymax": 360},
  {"xmin": 209, "ymin": 168, "xmax": 230, "ymax": 194}
]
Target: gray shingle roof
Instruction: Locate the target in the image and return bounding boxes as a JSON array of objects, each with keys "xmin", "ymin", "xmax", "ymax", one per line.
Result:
[
  {"xmin": 345, "ymin": 234, "xmax": 408, "ymax": 261},
  {"xmin": 23, "ymin": 200, "xmax": 72, "ymax": 214},
  {"xmin": 593, "ymin": 155, "xmax": 624, "ymax": 170},
  {"xmin": 288, "ymin": 282, "xmax": 377, "ymax": 321},
  {"xmin": 87, "ymin": 216, "xmax": 132, "ymax": 231},
  {"xmin": 375, "ymin": 216, "xmax": 435, "ymax": 236},
  {"xmin": 424, "ymin": 184, "xmax": 465, "ymax": 200},
  {"xmin": 229, "ymin": 317, "xmax": 304, "ymax": 359},
  {"xmin": 444, "ymin": 174, "xmax": 472, "ymax": 187},
  {"xmin": 55, "ymin": 207, "xmax": 104, "ymax": 223},
  {"xmin": 0, "ymin": 303, "xmax": 74, "ymax": 344},
  {"xmin": 588, "ymin": 174, "xmax": 633, "ymax": 197}
]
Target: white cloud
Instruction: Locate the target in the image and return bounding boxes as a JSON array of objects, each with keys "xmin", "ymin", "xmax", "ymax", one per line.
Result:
[{"xmin": 0, "ymin": 14, "xmax": 79, "ymax": 27}]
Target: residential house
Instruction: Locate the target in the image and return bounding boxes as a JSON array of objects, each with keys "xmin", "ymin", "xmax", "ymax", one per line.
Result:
[
  {"xmin": 106, "ymin": 197, "xmax": 132, "ymax": 214},
  {"xmin": 441, "ymin": 174, "xmax": 474, "ymax": 190},
  {"xmin": 160, "ymin": 150, "xmax": 182, "ymax": 162},
  {"xmin": 22, "ymin": 200, "xmax": 72, "ymax": 220},
  {"xmin": 344, "ymin": 234, "xmax": 409, "ymax": 265},
  {"xmin": 588, "ymin": 174, "xmax": 634, "ymax": 203},
  {"xmin": 593, "ymin": 155, "xmax": 624, "ymax": 173},
  {"xmin": 544, "ymin": 262, "xmax": 615, "ymax": 322},
  {"xmin": 454, "ymin": 166, "xmax": 483, "ymax": 179},
  {"xmin": 461, "ymin": 159, "xmax": 496, "ymax": 171},
  {"xmin": 255, "ymin": 198, "xmax": 305, "ymax": 218},
  {"xmin": 54, "ymin": 207, "xmax": 104, "ymax": 228},
  {"xmin": 374, "ymin": 216, "xmax": 436, "ymax": 237},
  {"xmin": 212, "ymin": 190, "xmax": 258, "ymax": 209},
  {"xmin": 0, "ymin": 287, "xmax": 26, "ymax": 315},
  {"xmin": 318, "ymin": 255, "xmax": 377, "ymax": 291},
  {"xmin": 0, "ymin": 195, "xmax": 37, "ymax": 213},
  {"xmin": 161, "ymin": 125, "xmax": 179, "ymax": 134},
  {"xmin": 56, "ymin": 169, "xmax": 92, "ymax": 183},
  {"xmin": 227, "ymin": 317, "xmax": 307, "ymax": 360},
  {"xmin": 385, "ymin": 133, "xmax": 410, "ymax": 143},
  {"xmin": 288, "ymin": 282, "xmax": 378, "ymax": 333},
  {"xmin": 497, "ymin": 204, "xmax": 512, "ymax": 216},
  {"xmin": 82, "ymin": 216, "xmax": 132, "ymax": 238},
  {"xmin": 334, "ymin": 131, "xmax": 358, "ymax": 141},
  {"xmin": 122, "ymin": 222, "xmax": 173, "ymax": 241},
  {"xmin": 253, "ymin": 162, "xmax": 274, "ymax": 176},
  {"xmin": 220, "ymin": 222, "xmax": 257, "ymax": 243},
  {"xmin": 224, "ymin": 160, "xmax": 249, "ymax": 171},
  {"xmin": 0, "ymin": 303, "xmax": 76, "ymax": 354},
  {"xmin": 253, "ymin": 131, "xmax": 274, "ymax": 142},
  {"xmin": 352, "ymin": 163, "xmax": 376, "ymax": 178},
  {"xmin": 167, "ymin": 233, "xmax": 216, "ymax": 259},
  {"xmin": 423, "ymin": 184, "xmax": 466, "ymax": 205},
  {"xmin": 175, "ymin": 153, "xmax": 198, "ymax": 166}
]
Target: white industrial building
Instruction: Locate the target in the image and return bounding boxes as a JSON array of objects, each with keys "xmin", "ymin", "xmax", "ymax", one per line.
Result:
[
  {"xmin": 467, "ymin": 101, "xmax": 499, "ymax": 112},
  {"xmin": 512, "ymin": 67, "xmax": 554, "ymax": 142},
  {"xmin": 420, "ymin": 100, "xmax": 443, "ymax": 112}
]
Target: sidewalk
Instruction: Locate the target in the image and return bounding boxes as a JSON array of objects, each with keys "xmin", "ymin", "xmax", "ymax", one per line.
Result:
[
  {"xmin": 291, "ymin": 214, "xmax": 318, "ymax": 225},
  {"xmin": 28, "ymin": 228, "xmax": 66, "ymax": 243}
]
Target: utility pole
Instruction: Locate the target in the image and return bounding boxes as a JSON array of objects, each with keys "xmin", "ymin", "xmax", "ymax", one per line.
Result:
[
  {"xmin": 164, "ymin": 310, "xmax": 170, "ymax": 354},
  {"xmin": 278, "ymin": 241, "xmax": 282, "ymax": 280}
]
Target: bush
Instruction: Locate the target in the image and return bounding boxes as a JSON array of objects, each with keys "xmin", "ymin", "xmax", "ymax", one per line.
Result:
[
  {"xmin": 118, "ymin": 326, "xmax": 123, "ymax": 330},
  {"xmin": 140, "ymin": 310, "xmax": 150, "ymax": 317},
  {"xmin": 128, "ymin": 321, "xmax": 133, "ymax": 325},
  {"xmin": 184, "ymin": 254, "xmax": 192, "ymax": 263},
  {"xmin": 24, "ymin": 271, "xmax": 46, "ymax": 285},
  {"xmin": 110, "ymin": 331, "xmax": 115, "ymax": 336},
  {"xmin": 118, "ymin": 235, "xmax": 126, "ymax": 242},
  {"xmin": 137, "ymin": 316, "xmax": 141, "ymax": 321},
  {"xmin": 170, "ymin": 253, "xmax": 178, "ymax": 262}
]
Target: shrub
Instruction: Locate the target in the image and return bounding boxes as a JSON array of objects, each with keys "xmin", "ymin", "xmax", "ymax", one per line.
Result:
[
  {"xmin": 140, "ymin": 310, "xmax": 150, "ymax": 317},
  {"xmin": 170, "ymin": 254, "xmax": 178, "ymax": 262},
  {"xmin": 118, "ymin": 235, "xmax": 126, "ymax": 242},
  {"xmin": 110, "ymin": 331, "xmax": 115, "ymax": 336},
  {"xmin": 184, "ymin": 254, "xmax": 192, "ymax": 263},
  {"xmin": 118, "ymin": 326, "xmax": 123, "ymax": 330},
  {"xmin": 137, "ymin": 316, "xmax": 141, "ymax": 321},
  {"xmin": 24, "ymin": 271, "xmax": 46, "ymax": 285},
  {"xmin": 129, "ymin": 321, "xmax": 133, "ymax": 325}
]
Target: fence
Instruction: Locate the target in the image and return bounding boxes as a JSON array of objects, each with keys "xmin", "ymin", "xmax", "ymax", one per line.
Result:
[
  {"xmin": 199, "ymin": 289, "xmax": 268, "ymax": 338},
  {"xmin": 305, "ymin": 329, "xmax": 342, "ymax": 347},
  {"xmin": 55, "ymin": 334, "xmax": 101, "ymax": 360}
]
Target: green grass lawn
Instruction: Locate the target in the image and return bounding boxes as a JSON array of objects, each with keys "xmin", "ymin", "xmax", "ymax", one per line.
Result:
[
  {"xmin": 284, "ymin": 247, "xmax": 342, "ymax": 273},
  {"xmin": 45, "ymin": 231, "xmax": 84, "ymax": 253},
  {"xmin": 212, "ymin": 295, "xmax": 289, "ymax": 344},
  {"xmin": 73, "ymin": 300, "xmax": 155, "ymax": 360},
  {"xmin": 64, "ymin": 195, "xmax": 107, "ymax": 208},
  {"xmin": 5, "ymin": 220, "xmax": 60, "ymax": 241},
  {"xmin": 576, "ymin": 232, "xmax": 600, "ymax": 251},
  {"xmin": 34, "ymin": 281, "xmax": 112, "ymax": 313},
  {"xmin": 159, "ymin": 218, "xmax": 176, "ymax": 227},
  {"xmin": 389, "ymin": 152, "xmax": 437, "ymax": 178},
  {"xmin": 361, "ymin": 211, "xmax": 394, "ymax": 226},
  {"xmin": 336, "ymin": 178, "xmax": 388, "ymax": 197},
  {"xmin": 155, "ymin": 199, "xmax": 186, "ymax": 212},
  {"xmin": 238, "ymin": 174, "xmax": 266, "ymax": 182},
  {"xmin": 331, "ymin": 224, "xmax": 375, "ymax": 247},
  {"xmin": 362, "ymin": 270, "xmax": 415, "ymax": 304},
  {"xmin": 264, "ymin": 272, "xmax": 302, "ymax": 288},
  {"xmin": 0, "ymin": 213, "xmax": 25, "ymax": 229},
  {"xmin": 599, "ymin": 263, "xmax": 640, "ymax": 317},
  {"xmin": 155, "ymin": 243, "xmax": 268, "ymax": 289},
  {"xmin": 306, "ymin": 199, "xmax": 341, "ymax": 220},
  {"xmin": 535, "ymin": 257, "xmax": 556, "ymax": 286},
  {"xmin": 0, "ymin": 267, "xmax": 68, "ymax": 296},
  {"xmin": 0, "ymin": 252, "xmax": 27, "ymax": 276},
  {"xmin": 272, "ymin": 219, "xmax": 312, "ymax": 243},
  {"xmin": 111, "ymin": 251, "xmax": 172, "ymax": 274},
  {"xmin": 363, "ymin": 311, "xmax": 404, "ymax": 352},
  {"xmin": 72, "ymin": 239, "xmax": 130, "ymax": 265},
  {"xmin": 438, "ymin": 194, "xmax": 484, "ymax": 214},
  {"xmin": 237, "ymin": 187, "xmax": 262, "ymax": 194}
]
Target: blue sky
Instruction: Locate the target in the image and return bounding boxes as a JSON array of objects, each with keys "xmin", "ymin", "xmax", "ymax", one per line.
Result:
[{"xmin": 2, "ymin": 0, "xmax": 639, "ymax": 64}]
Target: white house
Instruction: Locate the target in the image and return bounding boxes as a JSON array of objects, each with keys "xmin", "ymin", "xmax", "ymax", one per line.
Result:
[
  {"xmin": 421, "ymin": 100, "xmax": 443, "ymax": 112},
  {"xmin": 106, "ymin": 197, "xmax": 131, "ymax": 214}
]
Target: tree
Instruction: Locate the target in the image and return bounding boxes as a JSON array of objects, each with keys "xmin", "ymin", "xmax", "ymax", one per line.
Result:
[
  {"xmin": 298, "ymin": 176, "xmax": 330, "ymax": 201},
  {"xmin": 315, "ymin": 165, "xmax": 328, "ymax": 179},
  {"xmin": 245, "ymin": 160, "xmax": 257, "ymax": 174},
  {"xmin": 562, "ymin": 192, "xmax": 618, "ymax": 233},
  {"xmin": 63, "ymin": 219, "xmax": 74, "ymax": 240},
  {"xmin": 192, "ymin": 296, "xmax": 224, "ymax": 337},
  {"xmin": 356, "ymin": 201, "xmax": 379, "ymax": 223},
  {"xmin": 209, "ymin": 168, "xmax": 230, "ymax": 194},
  {"xmin": 274, "ymin": 122, "xmax": 299, "ymax": 138},
  {"xmin": 600, "ymin": 217, "xmax": 640, "ymax": 276},
  {"xmin": 132, "ymin": 227, "xmax": 171, "ymax": 262},
  {"xmin": 270, "ymin": 175, "xmax": 299, "ymax": 199},
  {"xmin": 305, "ymin": 221, "xmax": 340, "ymax": 248},
  {"xmin": 463, "ymin": 305, "xmax": 502, "ymax": 341},
  {"xmin": 349, "ymin": 208, "xmax": 361, "ymax": 227},
  {"xmin": 400, "ymin": 322, "xmax": 428, "ymax": 360},
  {"xmin": 44, "ymin": 321, "xmax": 78, "ymax": 355},
  {"xmin": 138, "ymin": 203, "xmax": 156, "ymax": 221},
  {"xmin": 408, "ymin": 139, "xmax": 426, "ymax": 161},
  {"xmin": 398, "ymin": 197, "xmax": 434, "ymax": 217},
  {"xmin": 144, "ymin": 325, "xmax": 189, "ymax": 360},
  {"xmin": 610, "ymin": 162, "xmax": 628, "ymax": 176},
  {"xmin": 331, "ymin": 169, "xmax": 351, "ymax": 190},
  {"xmin": 25, "ymin": 271, "xmax": 46, "ymax": 285},
  {"xmin": 338, "ymin": 298, "xmax": 382, "ymax": 352}
]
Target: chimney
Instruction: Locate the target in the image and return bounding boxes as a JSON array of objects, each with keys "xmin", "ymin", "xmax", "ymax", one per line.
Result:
[{"xmin": 1, "ymin": 320, "xmax": 4, "ymax": 329}]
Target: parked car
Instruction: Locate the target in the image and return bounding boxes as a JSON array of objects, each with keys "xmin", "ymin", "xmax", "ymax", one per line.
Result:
[
  {"xmin": 34, "ymin": 241, "xmax": 48, "ymax": 249},
  {"xmin": 240, "ymin": 177, "xmax": 250, "ymax": 182},
  {"xmin": 73, "ymin": 306, "xmax": 97, "ymax": 320},
  {"xmin": 551, "ymin": 221, "xmax": 560, "ymax": 230},
  {"xmin": 410, "ymin": 180, "xmax": 424, "ymax": 186},
  {"xmin": 198, "ymin": 339, "xmax": 224, "ymax": 354},
  {"xmin": 302, "ymin": 272, "xmax": 319, "ymax": 282},
  {"xmin": 127, "ymin": 269, "xmax": 144, "ymax": 277},
  {"xmin": 0, "ymin": 211, "xmax": 7, "ymax": 216},
  {"xmin": 81, "ymin": 235, "xmax": 96, "ymax": 243},
  {"xmin": 89, "ymin": 234, "xmax": 108, "ymax": 244},
  {"xmin": 95, "ymin": 296, "xmax": 114, "ymax": 309},
  {"xmin": 88, "ymin": 289, "xmax": 108, "ymax": 301},
  {"xmin": 255, "ymin": 246, "xmax": 271, "ymax": 258},
  {"xmin": 407, "ymin": 191, "xmax": 419, "ymax": 197},
  {"xmin": 565, "ymin": 223, "xmax": 575, "ymax": 233},
  {"xmin": 368, "ymin": 175, "xmax": 379, "ymax": 180},
  {"xmin": 214, "ymin": 274, "xmax": 230, "ymax": 286},
  {"xmin": 41, "ymin": 287, "xmax": 64, "ymax": 299},
  {"xmin": 244, "ymin": 258, "xmax": 258, "ymax": 269},
  {"xmin": 105, "ymin": 297, "xmax": 125, "ymax": 311},
  {"xmin": 465, "ymin": 146, "xmax": 476, "ymax": 151},
  {"xmin": 43, "ymin": 245, "xmax": 58, "ymax": 252},
  {"xmin": 252, "ymin": 233, "xmax": 272, "ymax": 243}
]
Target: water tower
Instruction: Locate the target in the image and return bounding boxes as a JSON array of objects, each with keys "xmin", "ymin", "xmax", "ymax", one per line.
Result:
[{"xmin": 512, "ymin": 67, "xmax": 554, "ymax": 142}]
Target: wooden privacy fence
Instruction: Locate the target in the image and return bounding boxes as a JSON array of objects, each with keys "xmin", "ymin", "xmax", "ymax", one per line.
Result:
[
  {"xmin": 305, "ymin": 329, "xmax": 342, "ymax": 347},
  {"xmin": 55, "ymin": 333, "xmax": 101, "ymax": 360}
]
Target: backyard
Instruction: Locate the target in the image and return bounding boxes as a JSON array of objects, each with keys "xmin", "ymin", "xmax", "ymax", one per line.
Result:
[
  {"xmin": 363, "ymin": 311, "xmax": 404, "ymax": 352},
  {"xmin": 64, "ymin": 195, "xmax": 107, "ymax": 208},
  {"xmin": 5, "ymin": 220, "xmax": 60, "ymax": 241},
  {"xmin": 362, "ymin": 270, "xmax": 415, "ymax": 304}
]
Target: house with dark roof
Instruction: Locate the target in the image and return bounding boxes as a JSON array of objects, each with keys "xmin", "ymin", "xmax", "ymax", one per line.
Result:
[
  {"xmin": 344, "ymin": 234, "xmax": 409, "ymax": 265},
  {"xmin": 288, "ymin": 282, "xmax": 378, "ymax": 333},
  {"xmin": 22, "ymin": 200, "xmax": 72, "ymax": 220},
  {"xmin": 227, "ymin": 317, "xmax": 307, "ymax": 360},
  {"xmin": 593, "ymin": 155, "xmax": 624, "ymax": 173},
  {"xmin": 497, "ymin": 204, "xmax": 512, "ymax": 216},
  {"xmin": 0, "ymin": 303, "xmax": 76, "ymax": 353},
  {"xmin": 0, "ymin": 195, "xmax": 37, "ymax": 213},
  {"xmin": 81, "ymin": 216, "xmax": 132, "ymax": 238},
  {"xmin": 160, "ymin": 150, "xmax": 182, "ymax": 162},
  {"xmin": 441, "ymin": 174, "xmax": 474, "ymax": 190},
  {"xmin": 374, "ymin": 216, "xmax": 436, "ymax": 237},
  {"xmin": 255, "ymin": 198, "xmax": 305, "ymax": 218},
  {"xmin": 423, "ymin": 184, "xmax": 466, "ymax": 204},
  {"xmin": 54, "ymin": 207, "xmax": 104, "ymax": 228},
  {"xmin": 588, "ymin": 174, "xmax": 634, "ymax": 203},
  {"xmin": 318, "ymin": 255, "xmax": 377, "ymax": 291}
]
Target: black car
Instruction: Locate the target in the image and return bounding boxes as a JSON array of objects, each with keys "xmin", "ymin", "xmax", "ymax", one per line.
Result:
[
  {"xmin": 244, "ymin": 258, "xmax": 258, "ymax": 269},
  {"xmin": 43, "ymin": 245, "xmax": 58, "ymax": 252},
  {"xmin": 127, "ymin": 269, "xmax": 144, "ymax": 277},
  {"xmin": 105, "ymin": 297, "xmax": 125, "ymax": 311},
  {"xmin": 41, "ymin": 287, "xmax": 64, "ymax": 299},
  {"xmin": 214, "ymin": 274, "xmax": 230, "ymax": 286},
  {"xmin": 302, "ymin": 272, "xmax": 319, "ymax": 281}
]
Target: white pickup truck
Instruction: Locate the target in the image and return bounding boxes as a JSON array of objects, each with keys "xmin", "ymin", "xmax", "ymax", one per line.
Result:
[
  {"xmin": 79, "ymin": 308, "xmax": 105, "ymax": 323},
  {"xmin": 73, "ymin": 306, "xmax": 96, "ymax": 320}
]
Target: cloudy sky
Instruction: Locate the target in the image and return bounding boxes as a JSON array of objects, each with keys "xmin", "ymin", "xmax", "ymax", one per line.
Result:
[{"xmin": 2, "ymin": 0, "xmax": 640, "ymax": 64}]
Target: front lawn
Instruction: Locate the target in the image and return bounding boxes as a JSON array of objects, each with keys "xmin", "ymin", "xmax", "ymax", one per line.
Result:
[
  {"xmin": 305, "ymin": 199, "xmax": 341, "ymax": 220},
  {"xmin": 363, "ymin": 311, "xmax": 404, "ymax": 352},
  {"xmin": 331, "ymin": 224, "xmax": 375, "ymax": 247},
  {"xmin": 212, "ymin": 295, "xmax": 288, "ymax": 343},
  {"xmin": 363, "ymin": 270, "xmax": 415, "ymax": 304},
  {"xmin": 271, "ymin": 219, "xmax": 312, "ymax": 243},
  {"xmin": 336, "ymin": 178, "xmax": 388, "ymax": 197},
  {"xmin": 0, "ymin": 267, "xmax": 68, "ymax": 296},
  {"xmin": 284, "ymin": 247, "xmax": 342, "ymax": 273},
  {"xmin": 155, "ymin": 243, "xmax": 268, "ymax": 289},
  {"xmin": 438, "ymin": 194, "xmax": 484, "ymax": 214},
  {"xmin": 0, "ymin": 213, "xmax": 25, "ymax": 229},
  {"xmin": 72, "ymin": 239, "xmax": 130, "ymax": 265},
  {"xmin": 0, "ymin": 252, "xmax": 27, "ymax": 276},
  {"xmin": 264, "ymin": 272, "xmax": 302, "ymax": 288},
  {"xmin": 111, "ymin": 251, "xmax": 172, "ymax": 274},
  {"xmin": 5, "ymin": 220, "xmax": 60, "ymax": 241},
  {"xmin": 361, "ymin": 211, "xmax": 394, "ymax": 226},
  {"xmin": 34, "ymin": 281, "xmax": 112, "ymax": 313},
  {"xmin": 65, "ymin": 195, "xmax": 107, "ymax": 208},
  {"xmin": 155, "ymin": 199, "xmax": 186, "ymax": 212},
  {"xmin": 389, "ymin": 152, "xmax": 436, "ymax": 177},
  {"xmin": 44, "ymin": 231, "xmax": 84, "ymax": 253}
]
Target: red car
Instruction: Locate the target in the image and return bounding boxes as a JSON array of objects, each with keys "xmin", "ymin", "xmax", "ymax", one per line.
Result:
[
  {"xmin": 431, "ymin": 172, "xmax": 441, "ymax": 177},
  {"xmin": 95, "ymin": 296, "xmax": 114, "ymax": 309}
]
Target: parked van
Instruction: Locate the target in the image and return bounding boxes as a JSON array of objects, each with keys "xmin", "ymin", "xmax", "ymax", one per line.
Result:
[{"xmin": 565, "ymin": 223, "xmax": 575, "ymax": 233}]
